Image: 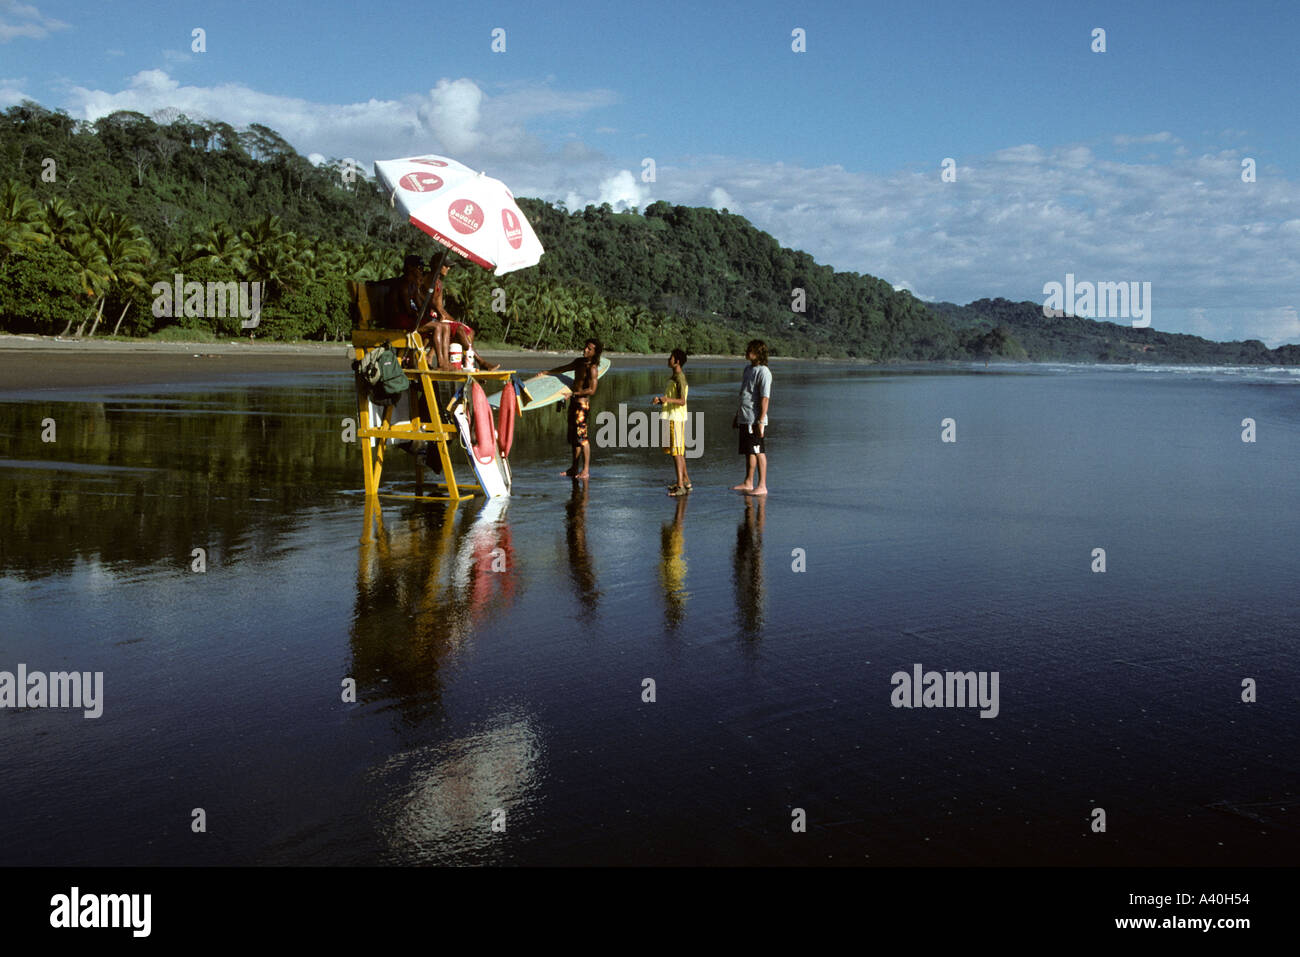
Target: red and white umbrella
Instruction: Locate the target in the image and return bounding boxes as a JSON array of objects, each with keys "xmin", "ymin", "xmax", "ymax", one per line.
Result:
[{"xmin": 374, "ymin": 154, "xmax": 544, "ymax": 275}]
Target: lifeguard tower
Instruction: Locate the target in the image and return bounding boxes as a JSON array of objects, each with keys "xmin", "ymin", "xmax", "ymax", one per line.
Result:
[{"xmin": 349, "ymin": 280, "xmax": 515, "ymax": 504}]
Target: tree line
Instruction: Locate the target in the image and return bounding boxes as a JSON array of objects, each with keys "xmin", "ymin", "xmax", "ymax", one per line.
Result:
[{"xmin": 2, "ymin": 100, "xmax": 1294, "ymax": 363}]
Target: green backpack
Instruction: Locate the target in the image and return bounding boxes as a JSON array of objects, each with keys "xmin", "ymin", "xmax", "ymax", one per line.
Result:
[{"xmin": 356, "ymin": 344, "xmax": 409, "ymax": 405}]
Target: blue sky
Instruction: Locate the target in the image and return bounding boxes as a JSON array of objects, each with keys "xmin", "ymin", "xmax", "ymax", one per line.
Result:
[{"xmin": 3, "ymin": 0, "xmax": 1298, "ymax": 344}]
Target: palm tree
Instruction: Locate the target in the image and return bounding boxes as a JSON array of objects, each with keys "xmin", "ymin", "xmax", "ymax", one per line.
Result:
[
  {"xmin": 196, "ymin": 222, "xmax": 246, "ymax": 269},
  {"xmin": 532, "ymin": 281, "xmax": 566, "ymax": 351},
  {"xmin": 310, "ymin": 239, "xmax": 346, "ymax": 276},
  {"xmin": 39, "ymin": 197, "xmax": 82, "ymax": 249},
  {"xmin": 91, "ymin": 213, "xmax": 151, "ymax": 336},
  {"xmin": 160, "ymin": 239, "xmax": 206, "ymax": 274},
  {"xmin": 454, "ymin": 264, "xmax": 493, "ymax": 326},
  {"xmin": 245, "ymin": 243, "xmax": 299, "ymax": 294},
  {"xmin": 354, "ymin": 245, "xmax": 393, "ymax": 282},
  {"xmin": 62, "ymin": 233, "xmax": 109, "ymax": 336},
  {"xmin": 80, "ymin": 203, "xmax": 113, "ymax": 240},
  {"xmin": 0, "ymin": 180, "xmax": 45, "ymax": 258},
  {"xmin": 502, "ymin": 280, "xmax": 532, "ymax": 344},
  {"xmin": 239, "ymin": 214, "xmax": 284, "ymax": 262}
]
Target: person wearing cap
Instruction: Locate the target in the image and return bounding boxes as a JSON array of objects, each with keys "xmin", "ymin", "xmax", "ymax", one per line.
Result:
[{"xmin": 388, "ymin": 254, "xmax": 431, "ymax": 332}]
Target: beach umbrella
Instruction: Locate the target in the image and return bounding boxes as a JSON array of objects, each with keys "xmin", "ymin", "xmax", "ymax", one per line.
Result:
[{"xmin": 373, "ymin": 154, "xmax": 543, "ymax": 275}]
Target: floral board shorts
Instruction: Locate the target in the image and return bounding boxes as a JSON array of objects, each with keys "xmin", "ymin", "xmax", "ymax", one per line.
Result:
[{"xmin": 567, "ymin": 397, "xmax": 590, "ymax": 447}]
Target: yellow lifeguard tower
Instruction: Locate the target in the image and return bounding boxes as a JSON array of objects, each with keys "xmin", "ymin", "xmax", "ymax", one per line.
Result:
[{"xmin": 349, "ymin": 281, "xmax": 514, "ymax": 504}]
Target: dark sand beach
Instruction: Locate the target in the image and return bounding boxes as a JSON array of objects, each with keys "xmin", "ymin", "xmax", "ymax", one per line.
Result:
[
  {"xmin": 0, "ymin": 335, "xmax": 761, "ymax": 392},
  {"xmin": 4, "ymin": 335, "xmax": 1297, "ymax": 873}
]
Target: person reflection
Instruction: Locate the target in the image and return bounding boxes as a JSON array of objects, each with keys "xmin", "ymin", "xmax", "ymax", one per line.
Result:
[
  {"xmin": 732, "ymin": 494, "xmax": 765, "ymax": 637},
  {"xmin": 659, "ymin": 493, "xmax": 689, "ymax": 631},
  {"xmin": 565, "ymin": 477, "xmax": 600, "ymax": 617}
]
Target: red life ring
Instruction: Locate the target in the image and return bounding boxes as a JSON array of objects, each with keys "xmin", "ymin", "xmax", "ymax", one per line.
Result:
[
  {"xmin": 497, "ymin": 382, "xmax": 516, "ymax": 457},
  {"xmin": 470, "ymin": 380, "xmax": 496, "ymax": 464}
]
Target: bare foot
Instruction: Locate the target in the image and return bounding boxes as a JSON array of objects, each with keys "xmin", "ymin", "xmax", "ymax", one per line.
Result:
[
  {"xmin": 731, "ymin": 483, "xmax": 754, "ymax": 491},
  {"xmin": 749, "ymin": 487, "xmax": 768, "ymax": 495},
  {"xmin": 572, "ymin": 471, "xmax": 590, "ymax": 478}
]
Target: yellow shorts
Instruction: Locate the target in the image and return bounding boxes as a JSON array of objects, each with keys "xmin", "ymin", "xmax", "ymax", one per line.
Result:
[{"xmin": 664, "ymin": 421, "xmax": 685, "ymax": 456}]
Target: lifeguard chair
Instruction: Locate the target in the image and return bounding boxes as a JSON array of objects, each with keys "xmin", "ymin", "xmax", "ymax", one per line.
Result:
[{"xmin": 349, "ymin": 280, "xmax": 516, "ymax": 504}]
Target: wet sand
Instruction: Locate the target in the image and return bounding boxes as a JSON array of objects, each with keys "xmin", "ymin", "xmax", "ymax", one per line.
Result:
[{"xmin": 0, "ymin": 335, "xmax": 778, "ymax": 393}]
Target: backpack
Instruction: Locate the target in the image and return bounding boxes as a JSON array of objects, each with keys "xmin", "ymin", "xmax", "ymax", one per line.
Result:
[{"xmin": 354, "ymin": 344, "xmax": 410, "ymax": 405}]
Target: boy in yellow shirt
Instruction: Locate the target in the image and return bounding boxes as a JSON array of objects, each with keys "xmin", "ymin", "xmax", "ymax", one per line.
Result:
[{"xmin": 653, "ymin": 349, "xmax": 692, "ymax": 496}]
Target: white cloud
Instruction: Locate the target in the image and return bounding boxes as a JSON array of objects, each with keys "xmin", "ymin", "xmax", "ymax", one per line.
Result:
[
  {"xmin": 0, "ymin": 1, "xmax": 68, "ymax": 42},
  {"xmin": 0, "ymin": 76, "xmax": 30, "ymax": 107},
  {"xmin": 65, "ymin": 71, "xmax": 614, "ymax": 171},
  {"xmin": 1113, "ymin": 132, "xmax": 1177, "ymax": 147},
  {"xmin": 632, "ymin": 142, "xmax": 1300, "ymax": 344},
  {"xmin": 490, "ymin": 83, "xmax": 617, "ymax": 120},
  {"xmin": 893, "ymin": 279, "xmax": 935, "ymax": 300},
  {"xmin": 595, "ymin": 170, "xmax": 648, "ymax": 210},
  {"xmin": 416, "ymin": 78, "xmax": 484, "ymax": 154},
  {"xmin": 709, "ymin": 187, "xmax": 736, "ymax": 211},
  {"xmin": 993, "ymin": 144, "xmax": 1045, "ymax": 164},
  {"xmin": 1252, "ymin": 305, "xmax": 1300, "ymax": 348}
]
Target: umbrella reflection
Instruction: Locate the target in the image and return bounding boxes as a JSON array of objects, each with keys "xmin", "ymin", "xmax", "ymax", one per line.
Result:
[
  {"xmin": 352, "ymin": 497, "xmax": 518, "ymax": 723},
  {"xmin": 367, "ymin": 709, "xmax": 543, "ymax": 863},
  {"xmin": 733, "ymin": 495, "xmax": 765, "ymax": 638},
  {"xmin": 659, "ymin": 494, "xmax": 689, "ymax": 631}
]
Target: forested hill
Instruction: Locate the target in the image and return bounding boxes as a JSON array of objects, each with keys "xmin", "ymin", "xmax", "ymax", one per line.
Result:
[
  {"xmin": 0, "ymin": 101, "xmax": 949, "ymax": 357},
  {"xmin": 931, "ymin": 298, "xmax": 1300, "ymax": 366},
  {"xmin": 1, "ymin": 101, "xmax": 1295, "ymax": 364},
  {"xmin": 516, "ymin": 198, "xmax": 956, "ymax": 359}
]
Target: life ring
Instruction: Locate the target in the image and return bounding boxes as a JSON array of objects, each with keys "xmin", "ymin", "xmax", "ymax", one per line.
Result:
[
  {"xmin": 470, "ymin": 380, "xmax": 497, "ymax": 464},
  {"xmin": 497, "ymin": 382, "xmax": 516, "ymax": 457}
]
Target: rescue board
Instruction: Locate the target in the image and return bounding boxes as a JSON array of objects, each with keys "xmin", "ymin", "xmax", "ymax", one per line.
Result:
[
  {"xmin": 488, "ymin": 356, "xmax": 610, "ymax": 412},
  {"xmin": 451, "ymin": 379, "xmax": 511, "ymax": 499}
]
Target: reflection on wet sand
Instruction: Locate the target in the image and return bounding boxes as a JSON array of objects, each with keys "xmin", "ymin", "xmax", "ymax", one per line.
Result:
[
  {"xmin": 352, "ymin": 497, "xmax": 518, "ymax": 723},
  {"xmin": 368, "ymin": 709, "xmax": 544, "ymax": 864},
  {"xmin": 659, "ymin": 494, "xmax": 689, "ymax": 631},
  {"xmin": 564, "ymin": 478, "xmax": 600, "ymax": 618},
  {"xmin": 733, "ymin": 495, "xmax": 765, "ymax": 638}
]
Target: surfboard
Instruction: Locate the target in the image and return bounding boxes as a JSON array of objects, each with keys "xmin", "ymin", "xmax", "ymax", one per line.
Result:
[{"xmin": 488, "ymin": 356, "xmax": 611, "ymax": 412}]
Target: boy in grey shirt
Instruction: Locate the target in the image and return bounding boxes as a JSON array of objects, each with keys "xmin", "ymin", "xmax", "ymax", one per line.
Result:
[{"xmin": 731, "ymin": 339, "xmax": 771, "ymax": 495}]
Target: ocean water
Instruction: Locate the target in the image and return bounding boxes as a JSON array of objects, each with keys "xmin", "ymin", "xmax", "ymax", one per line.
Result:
[{"xmin": 1, "ymin": 361, "xmax": 1297, "ymax": 865}]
